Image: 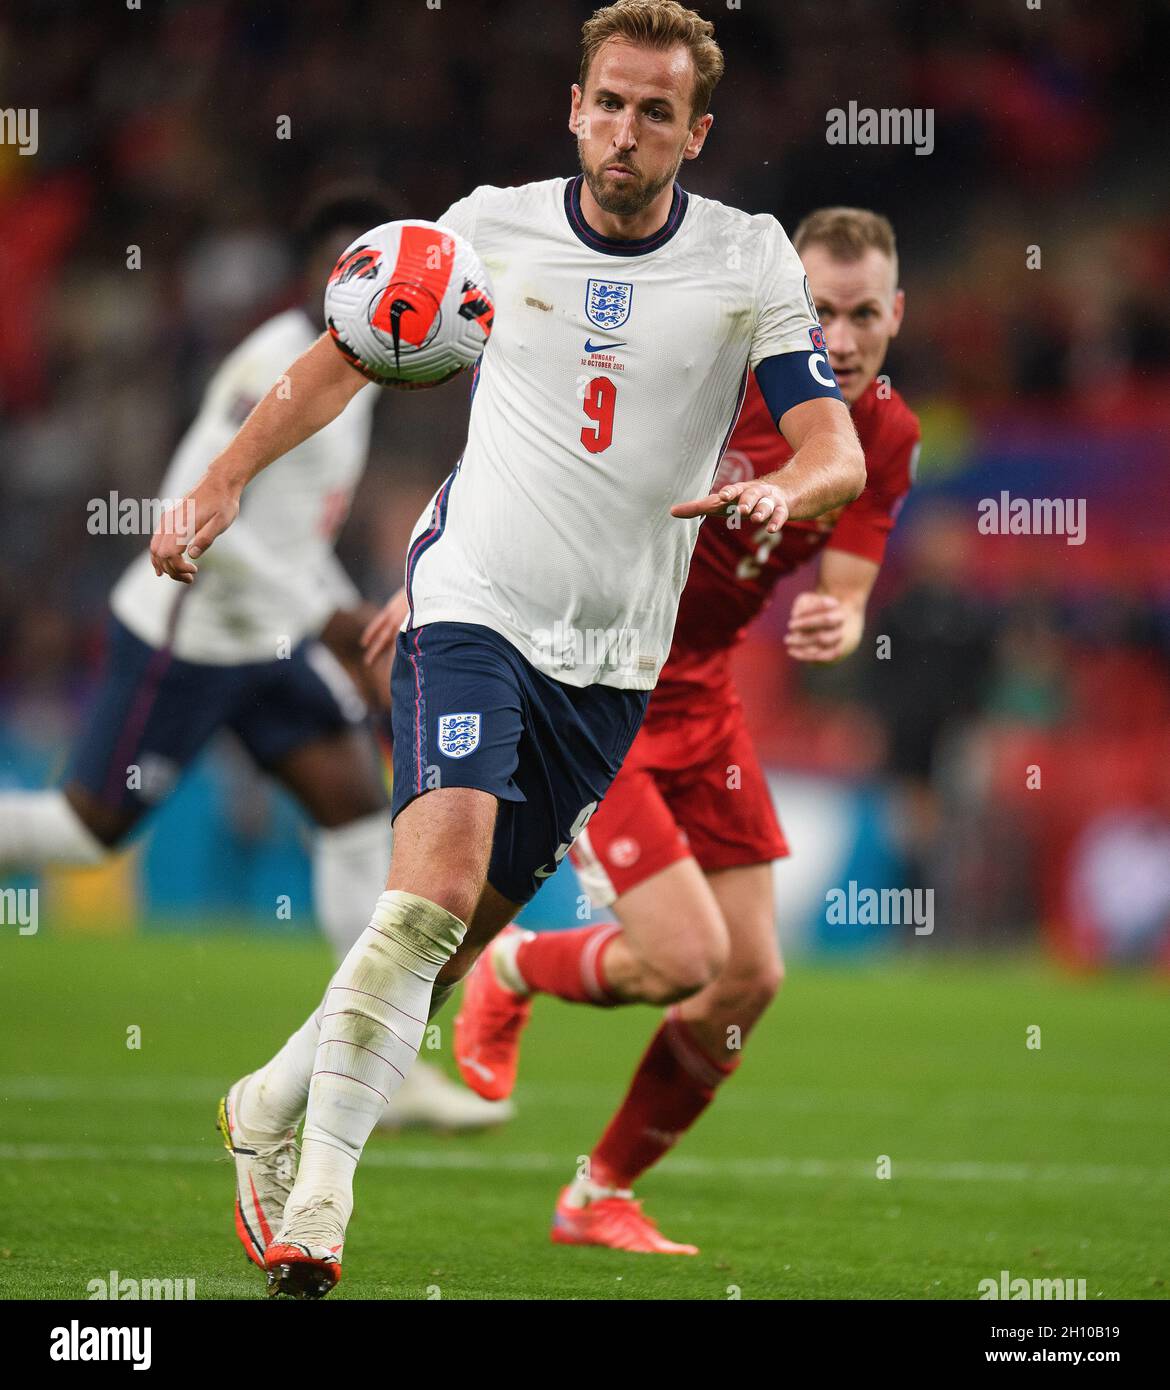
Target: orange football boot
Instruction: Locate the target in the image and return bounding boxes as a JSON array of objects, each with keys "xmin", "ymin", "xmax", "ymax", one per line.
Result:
[
  {"xmin": 454, "ymin": 926, "xmax": 533, "ymax": 1101},
  {"xmin": 264, "ymin": 1241, "xmax": 342, "ymax": 1300},
  {"xmin": 551, "ymin": 1185, "xmax": 699, "ymax": 1255}
]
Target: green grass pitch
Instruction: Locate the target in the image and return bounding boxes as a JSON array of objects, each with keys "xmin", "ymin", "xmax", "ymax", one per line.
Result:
[{"xmin": 1, "ymin": 932, "xmax": 1166, "ymax": 1300}]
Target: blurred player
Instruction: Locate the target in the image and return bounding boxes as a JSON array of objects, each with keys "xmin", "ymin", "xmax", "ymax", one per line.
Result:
[
  {"xmin": 451, "ymin": 207, "xmax": 919, "ymax": 1252},
  {"xmin": 151, "ymin": 0, "xmax": 865, "ymax": 1296},
  {"xmin": 0, "ymin": 186, "xmax": 510, "ymax": 1140}
]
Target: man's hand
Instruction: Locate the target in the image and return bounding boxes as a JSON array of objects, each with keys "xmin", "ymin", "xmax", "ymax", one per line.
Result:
[
  {"xmin": 360, "ymin": 588, "xmax": 410, "ymax": 710},
  {"xmin": 320, "ymin": 602, "xmax": 380, "ymax": 665},
  {"xmin": 671, "ymin": 479, "xmax": 791, "ymax": 534},
  {"xmin": 150, "ymin": 335, "xmax": 370, "ymax": 584},
  {"xmin": 319, "ymin": 602, "xmax": 386, "ymax": 708},
  {"xmin": 673, "ymin": 399, "xmax": 862, "ymax": 535},
  {"xmin": 150, "ymin": 474, "xmax": 241, "ymax": 583},
  {"xmin": 784, "ymin": 591, "xmax": 860, "ymax": 663},
  {"xmin": 362, "ymin": 588, "xmax": 409, "ymax": 663}
]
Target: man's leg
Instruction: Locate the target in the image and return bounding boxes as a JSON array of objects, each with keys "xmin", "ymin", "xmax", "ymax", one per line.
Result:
[
  {"xmin": 232, "ymin": 729, "xmax": 393, "ymax": 1142},
  {"xmin": 452, "ymin": 760, "xmax": 731, "ymax": 1099},
  {"xmin": 459, "ymin": 700, "xmax": 786, "ymax": 1053},
  {"xmin": 0, "ymin": 616, "xmax": 227, "ymax": 869},
  {"xmin": 224, "ymin": 849, "xmax": 520, "ymax": 1267},
  {"xmin": 236, "ymin": 863, "xmax": 520, "ymax": 1141},
  {"xmin": 502, "ymin": 854, "xmax": 730, "ymax": 1005},
  {"xmin": 466, "ymin": 749, "xmax": 730, "ymax": 1014},
  {"xmin": 1, "ymin": 614, "xmax": 253, "ymax": 875},
  {"xmin": 550, "ymin": 863, "xmax": 781, "ymax": 1254},
  {"xmin": 263, "ymin": 619, "xmax": 636, "ymax": 1292},
  {"xmin": 588, "ymin": 863, "xmax": 782, "ymax": 1189},
  {"xmin": 267, "ymin": 785, "xmax": 500, "ymax": 1287},
  {"xmin": 236, "ymin": 644, "xmax": 513, "ymax": 1134}
]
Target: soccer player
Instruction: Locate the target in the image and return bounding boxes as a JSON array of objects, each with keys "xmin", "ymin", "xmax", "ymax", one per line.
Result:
[
  {"xmin": 151, "ymin": 0, "xmax": 865, "ymax": 1297},
  {"xmin": 0, "ymin": 187, "xmax": 509, "ymax": 1137},
  {"xmin": 451, "ymin": 207, "xmax": 919, "ymax": 1253}
]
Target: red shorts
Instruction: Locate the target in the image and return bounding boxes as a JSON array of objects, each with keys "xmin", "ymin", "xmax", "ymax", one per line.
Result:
[{"xmin": 570, "ymin": 686, "xmax": 789, "ymax": 906}]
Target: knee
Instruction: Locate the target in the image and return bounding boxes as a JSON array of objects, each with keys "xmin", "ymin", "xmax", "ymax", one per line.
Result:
[
  {"xmin": 712, "ymin": 954, "xmax": 784, "ymax": 1026},
  {"xmin": 406, "ymin": 879, "xmax": 480, "ymax": 927},
  {"xmin": 744, "ymin": 957, "xmax": 784, "ymax": 1015},
  {"xmin": 387, "ymin": 846, "xmax": 482, "ymax": 927},
  {"xmin": 640, "ymin": 919, "xmax": 731, "ymax": 1004}
]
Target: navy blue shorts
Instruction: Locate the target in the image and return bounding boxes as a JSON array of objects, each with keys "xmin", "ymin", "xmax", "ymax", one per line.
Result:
[
  {"xmin": 390, "ymin": 622, "xmax": 648, "ymax": 905},
  {"xmin": 68, "ymin": 615, "xmax": 370, "ymax": 822}
]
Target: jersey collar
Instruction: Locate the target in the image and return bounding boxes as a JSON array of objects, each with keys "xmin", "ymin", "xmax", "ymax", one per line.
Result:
[{"xmin": 563, "ymin": 174, "xmax": 688, "ymax": 256}]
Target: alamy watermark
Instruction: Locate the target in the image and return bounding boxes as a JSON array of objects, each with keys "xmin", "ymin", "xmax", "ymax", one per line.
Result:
[
  {"xmin": 977, "ymin": 492, "xmax": 1086, "ymax": 546},
  {"xmin": 531, "ymin": 621, "xmax": 646, "ymax": 677},
  {"xmin": 50, "ymin": 1321, "xmax": 151, "ymax": 1371},
  {"xmin": 980, "ymin": 1269, "xmax": 1087, "ymax": 1300},
  {"xmin": 0, "ymin": 107, "xmax": 38, "ymax": 156},
  {"xmin": 826, "ymin": 101, "xmax": 934, "ymax": 157},
  {"xmin": 825, "ymin": 881, "xmax": 934, "ymax": 935},
  {"xmin": 86, "ymin": 1270, "xmax": 195, "ymax": 1301},
  {"xmin": 87, "ymin": 493, "xmax": 196, "ymax": 538},
  {"xmin": 1, "ymin": 886, "xmax": 38, "ymax": 935}
]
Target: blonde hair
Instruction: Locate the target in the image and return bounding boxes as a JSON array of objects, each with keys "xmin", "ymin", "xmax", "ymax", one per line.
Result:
[
  {"xmin": 793, "ymin": 206, "xmax": 899, "ymax": 283},
  {"xmin": 580, "ymin": 0, "xmax": 725, "ymax": 122}
]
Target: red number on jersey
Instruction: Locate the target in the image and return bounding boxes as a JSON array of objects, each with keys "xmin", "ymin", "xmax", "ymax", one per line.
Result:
[{"xmin": 580, "ymin": 376, "xmax": 616, "ymax": 454}]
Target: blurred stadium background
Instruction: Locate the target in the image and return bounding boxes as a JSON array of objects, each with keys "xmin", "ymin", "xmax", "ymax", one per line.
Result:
[{"xmin": 3, "ymin": 0, "xmax": 1168, "ymax": 964}]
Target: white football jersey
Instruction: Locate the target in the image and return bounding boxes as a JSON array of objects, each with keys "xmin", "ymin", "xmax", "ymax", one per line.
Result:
[
  {"xmin": 404, "ymin": 175, "xmax": 824, "ymax": 690},
  {"xmin": 112, "ymin": 308, "xmax": 377, "ymax": 664}
]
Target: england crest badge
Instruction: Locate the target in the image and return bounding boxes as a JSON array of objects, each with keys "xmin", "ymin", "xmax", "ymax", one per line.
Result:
[
  {"xmin": 437, "ymin": 712, "xmax": 481, "ymax": 758},
  {"xmin": 585, "ymin": 279, "xmax": 633, "ymax": 331}
]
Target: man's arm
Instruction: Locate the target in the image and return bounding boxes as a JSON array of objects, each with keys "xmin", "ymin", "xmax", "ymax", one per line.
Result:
[
  {"xmin": 786, "ymin": 546, "xmax": 880, "ymax": 665},
  {"xmin": 672, "ymin": 213, "xmax": 864, "ymax": 532},
  {"xmin": 672, "ymin": 395, "xmax": 865, "ymax": 534},
  {"xmin": 150, "ymin": 335, "xmax": 369, "ymax": 582},
  {"xmin": 769, "ymin": 396, "xmax": 866, "ymax": 519}
]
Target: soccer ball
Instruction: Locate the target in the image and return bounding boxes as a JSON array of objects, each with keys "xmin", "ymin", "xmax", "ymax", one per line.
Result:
[{"xmin": 324, "ymin": 220, "xmax": 495, "ymax": 388}]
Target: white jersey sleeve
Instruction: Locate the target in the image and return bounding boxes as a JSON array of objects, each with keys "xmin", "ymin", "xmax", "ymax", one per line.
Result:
[
  {"xmin": 748, "ymin": 216, "xmax": 845, "ymax": 423},
  {"xmin": 749, "ymin": 216, "xmax": 822, "ymax": 368}
]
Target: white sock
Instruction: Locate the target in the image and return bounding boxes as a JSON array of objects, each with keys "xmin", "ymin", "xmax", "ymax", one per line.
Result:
[
  {"xmin": 311, "ymin": 812, "xmax": 394, "ymax": 961},
  {"xmin": 493, "ymin": 927, "xmax": 535, "ymax": 995},
  {"xmin": 238, "ymin": 817, "xmax": 448, "ymax": 1161},
  {"xmin": 237, "ymin": 994, "xmax": 326, "ymax": 1139},
  {"xmin": 0, "ymin": 790, "xmax": 106, "ymax": 869},
  {"xmin": 235, "ymin": 814, "xmax": 395, "ymax": 1142},
  {"xmin": 287, "ymin": 890, "xmax": 467, "ymax": 1230},
  {"xmin": 564, "ymin": 1174, "xmax": 631, "ymax": 1207}
]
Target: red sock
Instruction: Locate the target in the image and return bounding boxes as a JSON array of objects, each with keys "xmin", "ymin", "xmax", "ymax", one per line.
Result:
[
  {"xmin": 514, "ymin": 923, "xmax": 622, "ymax": 1004},
  {"xmin": 590, "ymin": 1008, "xmax": 740, "ymax": 1188}
]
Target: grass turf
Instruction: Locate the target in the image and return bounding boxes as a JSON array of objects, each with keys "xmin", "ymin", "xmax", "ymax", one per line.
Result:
[{"xmin": 0, "ymin": 932, "xmax": 1166, "ymax": 1300}]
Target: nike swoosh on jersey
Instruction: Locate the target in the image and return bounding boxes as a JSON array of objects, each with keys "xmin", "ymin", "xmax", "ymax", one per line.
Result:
[{"xmin": 584, "ymin": 338, "xmax": 627, "ymax": 354}]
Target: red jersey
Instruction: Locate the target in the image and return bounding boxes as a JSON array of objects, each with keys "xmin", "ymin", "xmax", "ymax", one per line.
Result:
[{"xmin": 655, "ymin": 373, "xmax": 920, "ymax": 710}]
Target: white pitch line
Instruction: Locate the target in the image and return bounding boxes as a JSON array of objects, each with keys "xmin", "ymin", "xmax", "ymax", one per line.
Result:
[
  {"xmin": 0, "ymin": 1075, "xmax": 1162, "ymax": 1125},
  {"xmin": 0, "ymin": 1141, "xmax": 1165, "ymax": 1187}
]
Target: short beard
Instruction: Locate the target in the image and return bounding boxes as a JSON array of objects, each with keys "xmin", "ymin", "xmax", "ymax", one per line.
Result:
[{"xmin": 578, "ymin": 144, "xmax": 682, "ymax": 220}]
